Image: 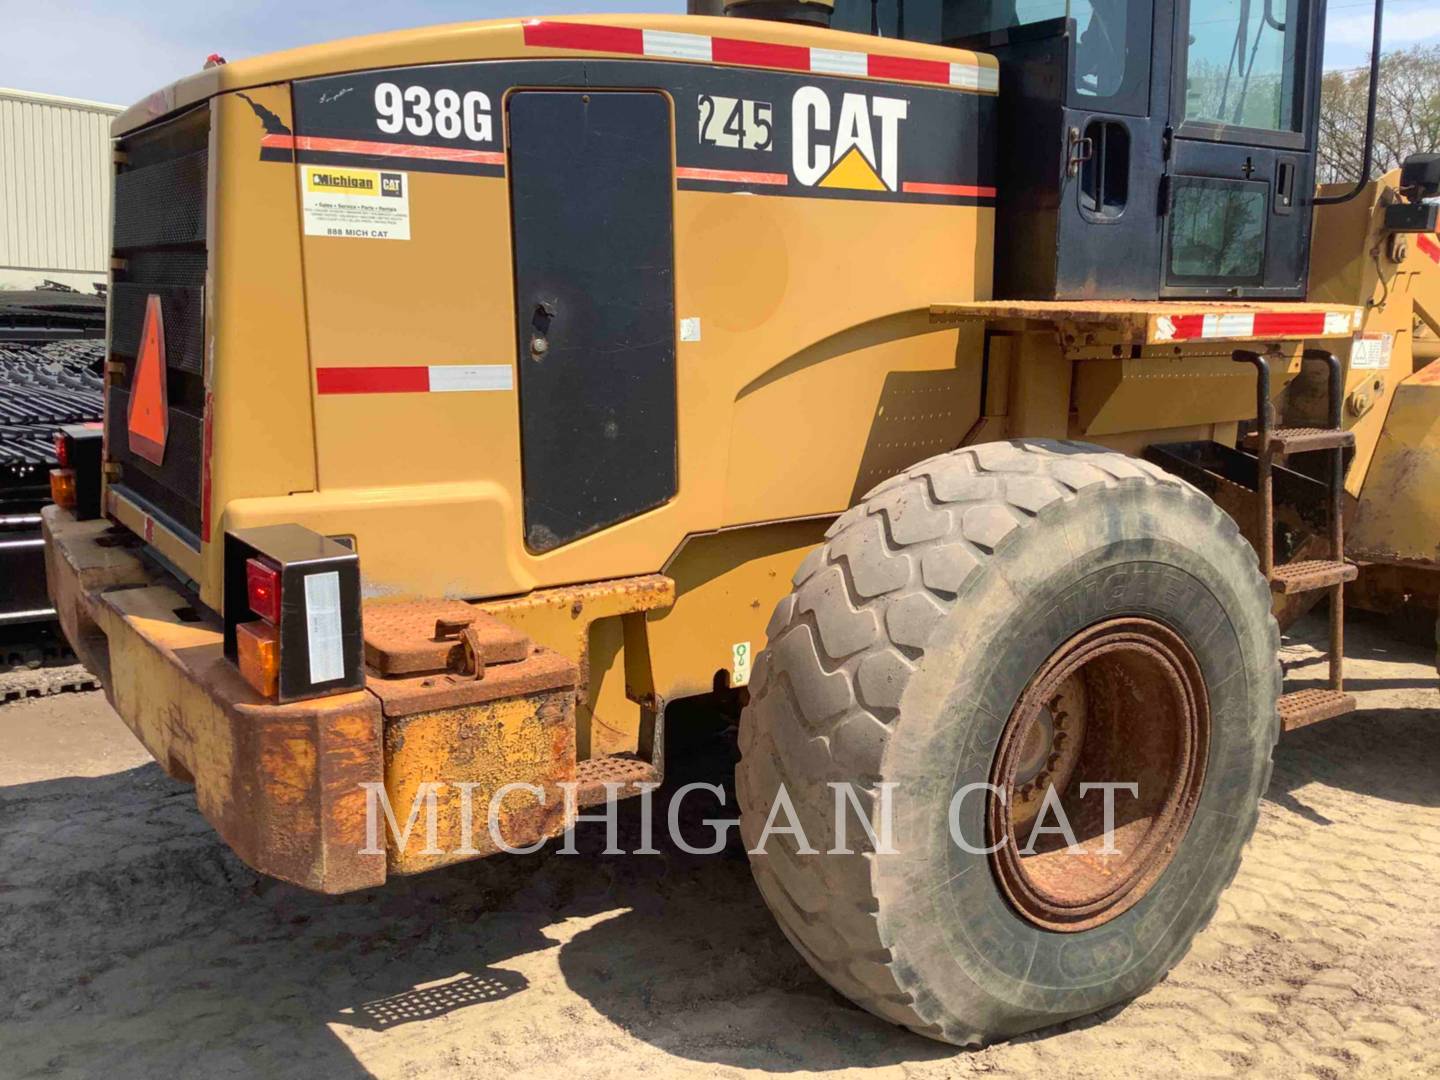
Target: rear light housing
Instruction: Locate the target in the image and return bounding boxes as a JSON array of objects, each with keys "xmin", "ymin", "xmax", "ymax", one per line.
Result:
[
  {"xmin": 51, "ymin": 424, "xmax": 104, "ymax": 519},
  {"xmin": 223, "ymin": 525, "xmax": 363, "ymax": 703}
]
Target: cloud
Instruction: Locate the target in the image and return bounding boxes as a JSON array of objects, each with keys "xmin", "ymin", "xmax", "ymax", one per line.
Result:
[
  {"xmin": 0, "ymin": 0, "xmax": 680, "ymax": 106},
  {"xmin": 6, "ymin": 0, "xmax": 1431, "ymax": 107},
  {"xmin": 1326, "ymin": 2, "xmax": 1440, "ymax": 50}
]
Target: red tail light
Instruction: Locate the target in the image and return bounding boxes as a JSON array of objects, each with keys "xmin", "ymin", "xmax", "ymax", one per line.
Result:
[
  {"xmin": 54, "ymin": 432, "xmax": 69, "ymax": 467},
  {"xmin": 246, "ymin": 557, "xmax": 282, "ymax": 623}
]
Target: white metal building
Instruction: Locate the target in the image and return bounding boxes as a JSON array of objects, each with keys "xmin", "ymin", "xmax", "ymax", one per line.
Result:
[{"xmin": 0, "ymin": 87, "xmax": 122, "ymax": 293}]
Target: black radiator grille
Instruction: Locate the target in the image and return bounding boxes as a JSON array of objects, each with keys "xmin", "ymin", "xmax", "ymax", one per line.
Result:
[
  {"xmin": 106, "ymin": 105, "xmax": 209, "ymax": 545},
  {"xmin": 112, "ymin": 150, "xmax": 208, "ymax": 251}
]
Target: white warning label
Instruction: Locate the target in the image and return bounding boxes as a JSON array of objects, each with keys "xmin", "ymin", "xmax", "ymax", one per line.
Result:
[
  {"xmin": 303, "ymin": 571, "xmax": 345, "ymax": 684},
  {"xmin": 1351, "ymin": 332, "xmax": 1393, "ymax": 370},
  {"xmin": 302, "ymin": 165, "xmax": 410, "ymax": 240}
]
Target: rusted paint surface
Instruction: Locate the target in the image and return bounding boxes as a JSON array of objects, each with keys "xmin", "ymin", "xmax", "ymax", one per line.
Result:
[
  {"xmin": 383, "ymin": 688, "xmax": 575, "ymax": 874},
  {"xmin": 1348, "ymin": 562, "xmax": 1440, "ymax": 615},
  {"xmin": 45, "ymin": 507, "xmax": 387, "ymax": 893},
  {"xmin": 478, "ymin": 574, "xmax": 674, "ymax": 757},
  {"xmin": 363, "ymin": 598, "xmax": 530, "ymax": 675},
  {"xmin": 987, "ymin": 618, "xmax": 1210, "ymax": 932},
  {"xmin": 367, "ymin": 646, "xmax": 576, "ymax": 717},
  {"xmin": 42, "ymin": 507, "xmax": 148, "ymax": 679}
]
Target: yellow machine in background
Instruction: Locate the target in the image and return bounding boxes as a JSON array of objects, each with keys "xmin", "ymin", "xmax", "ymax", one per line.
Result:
[
  {"xmin": 42, "ymin": 0, "xmax": 1440, "ymax": 1049},
  {"xmin": 1305, "ymin": 172, "xmax": 1440, "ymax": 617}
]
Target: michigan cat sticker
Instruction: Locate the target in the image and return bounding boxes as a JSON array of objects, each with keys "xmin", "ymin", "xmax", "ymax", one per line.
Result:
[{"xmin": 302, "ymin": 165, "xmax": 411, "ymax": 240}]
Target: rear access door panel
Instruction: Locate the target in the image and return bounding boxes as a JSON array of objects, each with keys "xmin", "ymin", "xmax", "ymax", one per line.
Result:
[{"xmin": 508, "ymin": 90, "xmax": 678, "ymax": 553}]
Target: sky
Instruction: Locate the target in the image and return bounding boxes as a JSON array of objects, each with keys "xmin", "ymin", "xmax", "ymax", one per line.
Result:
[{"xmin": 0, "ymin": 0, "xmax": 1435, "ymax": 107}]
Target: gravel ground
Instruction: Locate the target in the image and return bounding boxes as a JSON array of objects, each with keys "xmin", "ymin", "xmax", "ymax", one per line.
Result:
[{"xmin": 1, "ymin": 611, "xmax": 1436, "ymax": 1079}]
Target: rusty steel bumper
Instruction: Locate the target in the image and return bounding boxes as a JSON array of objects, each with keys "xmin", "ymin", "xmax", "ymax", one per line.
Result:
[{"xmin": 42, "ymin": 506, "xmax": 386, "ymax": 893}]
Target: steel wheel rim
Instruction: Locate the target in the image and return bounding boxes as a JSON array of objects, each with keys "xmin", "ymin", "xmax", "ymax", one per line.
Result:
[{"xmin": 987, "ymin": 617, "xmax": 1211, "ymax": 932}]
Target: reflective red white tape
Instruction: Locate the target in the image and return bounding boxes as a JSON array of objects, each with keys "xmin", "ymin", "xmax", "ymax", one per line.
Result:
[
  {"xmin": 521, "ymin": 20, "xmax": 999, "ymax": 93},
  {"xmin": 1155, "ymin": 310, "xmax": 1355, "ymax": 342},
  {"xmin": 260, "ymin": 133, "xmax": 505, "ymax": 165},
  {"xmin": 316, "ymin": 365, "xmax": 514, "ymax": 395}
]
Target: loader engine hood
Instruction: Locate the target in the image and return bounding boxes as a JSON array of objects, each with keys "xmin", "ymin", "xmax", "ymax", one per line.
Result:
[{"xmin": 103, "ymin": 14, "xmax": 997, "ymax": 609}]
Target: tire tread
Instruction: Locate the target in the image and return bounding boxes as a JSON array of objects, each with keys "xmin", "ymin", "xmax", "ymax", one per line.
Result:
[{"xmin": 737, "ymin": 439, "xmax": 1279, "ymax": 1045}]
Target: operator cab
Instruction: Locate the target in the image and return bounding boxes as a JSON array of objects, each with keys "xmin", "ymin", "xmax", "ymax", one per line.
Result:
[{"xmin": 823, "ymin": 0, "xmax": 1327, "ymax": 301}]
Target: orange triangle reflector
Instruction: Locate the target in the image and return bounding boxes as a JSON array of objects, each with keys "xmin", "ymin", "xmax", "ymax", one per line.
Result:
[{"xmin": 127, "ymin": 293, "xmax": 169, "ymax": 465}]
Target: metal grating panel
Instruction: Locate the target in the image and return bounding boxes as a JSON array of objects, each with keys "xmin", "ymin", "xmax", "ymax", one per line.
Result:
[
  {"xmin": 112, "ymin": 150, "xmax": 208, "ymax": 250},
  {"xmin": 110, "ymin": 282, "xmax": 204, "ymax": 373},
  {"xmin": 104, "ymin": 385, "xmax": 203, "ymax": 539},
  {"xmin": 123, "ymin": 248, "xmax": 207, "ymax": 288},
  {"xmin": 108, "ymin": 105, "xmax": 210, "ymax": 541}
]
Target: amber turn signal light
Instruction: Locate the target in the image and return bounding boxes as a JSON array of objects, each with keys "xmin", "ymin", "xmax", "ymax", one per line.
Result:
[
  {"xmin": 237, "ymin": 619, "xmax": 280, "ymax": 698},
  {"xmin": 49, "ymin": 469, "xmax": 77, "ymax": 509}
]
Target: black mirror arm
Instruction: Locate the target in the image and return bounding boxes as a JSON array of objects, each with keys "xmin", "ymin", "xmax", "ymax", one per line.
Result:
[{"xmin": 1314, "ymin": 0, "xmax": 1384, "ymax": 207}]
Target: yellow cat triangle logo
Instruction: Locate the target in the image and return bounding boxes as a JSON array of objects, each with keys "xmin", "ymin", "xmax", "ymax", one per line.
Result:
[{"xmin": 818, "ymin": 147, "xmax": 887, "ymax": 192}]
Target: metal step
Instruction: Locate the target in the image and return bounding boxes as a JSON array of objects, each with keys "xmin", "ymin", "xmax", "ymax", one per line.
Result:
[
  {"xmin": 1278, "ymin": 688, "xmax": 1357, "ymax": 732},
  {"xmin": 1269, "ymin": 559, "xmax": 1358, "ymax": 595},
  {"xmin": 574, "ymin": 753, "xmax": 661, "ymax": 807},
  {"xmin": 1244, "ymin": 426, "xmax": 1355, "ymax": 454}
]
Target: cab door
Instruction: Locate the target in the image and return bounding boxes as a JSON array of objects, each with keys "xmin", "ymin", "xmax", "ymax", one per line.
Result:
[{"xmin": 1161, "ymin": 0, "xmax": 1323, "ymax": 298}]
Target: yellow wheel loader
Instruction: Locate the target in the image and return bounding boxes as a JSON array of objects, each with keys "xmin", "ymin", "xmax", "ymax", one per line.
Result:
[{"xmin": 42, "ymin": 0, "xmax": 1440, "ymax": 1046}]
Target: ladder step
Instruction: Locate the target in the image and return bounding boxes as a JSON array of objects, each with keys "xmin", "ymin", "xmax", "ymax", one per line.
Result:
[
  {"xmin": 1279, "ymin": 688, "xmax": 1357, "ymax": 732},
  {"xmin": 574, "ymin": 753, "xmax": 661, "ymax": 807},
  {"xmin": 1244, "ymin": 426, "xmax": 1355, "ymax": 454},
  {"xmin": 1269, "ymin": 559, "xmax": 1358, "ymax": 594}
]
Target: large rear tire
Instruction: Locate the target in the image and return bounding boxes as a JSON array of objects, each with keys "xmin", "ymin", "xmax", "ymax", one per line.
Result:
[{"xmin": 736, "ymin": 440, "xmax": 1279, "ymax": 1045}]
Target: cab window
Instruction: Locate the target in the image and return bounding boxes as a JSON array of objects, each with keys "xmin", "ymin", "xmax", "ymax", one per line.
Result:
[
  {"xmin": 830, "ymin": 0, "xmax": 945, "ymax": 42},
  {"xmin": 1181, "ymin": 0, "xmax": 1300, "ymax": 132},
  {"xmin": 832, "ymin": 1, "xmax": 1147, "ymax": 111}
]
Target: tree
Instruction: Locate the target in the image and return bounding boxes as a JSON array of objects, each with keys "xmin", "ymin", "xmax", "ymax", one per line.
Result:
[{"xmin": 1319, "ymin": 45, "xmax": 1440, "ymax": 184}]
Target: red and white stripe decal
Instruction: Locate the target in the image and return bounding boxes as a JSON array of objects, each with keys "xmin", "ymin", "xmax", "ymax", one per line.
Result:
[
  {"xmin": 676, "ymin": 165, "xmax": 789, "ymax": 186},
  {"xmin": 261, "ymin": 133, "xmax": 506, "ymax": 166},
  {"xmin": 316, "ymin": 364, "xmax": 514, "ymax": 395},
  {"xmin": 1156, "ymin": 310, "xmax": 1355, "ymax": 342},
  {"xmin": 521, "ymin": 19, "xmax": 999, "ymax": 93},
  {"xmin": 1418, "ymin": 234, "xmax": 1440, "ymax": 264},
  {"xmin": 901, "ymin": 180, "xmax": 998, "ymax": 198}
]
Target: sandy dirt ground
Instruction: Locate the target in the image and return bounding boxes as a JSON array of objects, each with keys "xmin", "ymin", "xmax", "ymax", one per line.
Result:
[{"xmin": 2, "ymin": 611, "xmax": 1437, "ymax": 1080}]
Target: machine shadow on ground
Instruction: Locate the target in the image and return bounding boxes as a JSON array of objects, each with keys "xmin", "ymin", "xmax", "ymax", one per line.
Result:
[
  {"xmin": 0, "ymin": 611, "xmax": 1433, "ymax": 1078},
  {"xmin": 1, "ymin": 699, "xmax": 955, "ymax": 1077}
]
